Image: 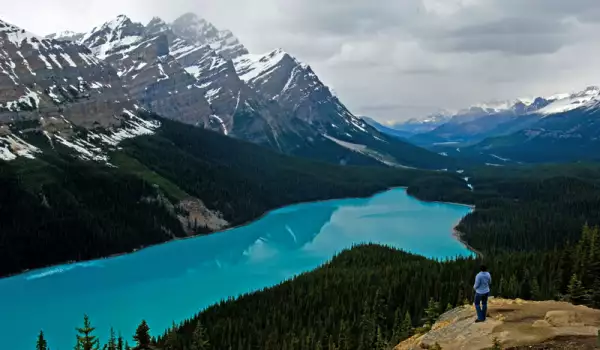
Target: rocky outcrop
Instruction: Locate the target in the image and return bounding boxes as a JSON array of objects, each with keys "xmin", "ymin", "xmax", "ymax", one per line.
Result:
[{"xmin": 395, "ymin": 298, "xmax": 600, "ymax": 350}]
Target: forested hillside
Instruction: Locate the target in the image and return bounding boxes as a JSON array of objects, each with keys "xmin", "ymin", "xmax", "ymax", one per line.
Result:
[
  {"xmin": 0, "ymin": 113, "xmax": 466, "ymax": 277},
  {"xmin": 35, "ymin": 163, "xmax": 600, "ymax": 350}
]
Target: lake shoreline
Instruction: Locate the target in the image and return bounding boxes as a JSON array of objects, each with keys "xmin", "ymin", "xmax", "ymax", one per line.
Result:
[
  {"xmin": 453, "ymin": 227, "xmax": 483, "ymax": 258},
  {"xmin": 2, "ymin": 187, "xmax": 476, "ymax": 280}
]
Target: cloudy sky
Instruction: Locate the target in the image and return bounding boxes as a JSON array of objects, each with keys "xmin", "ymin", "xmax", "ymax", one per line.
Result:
[{"xmin": 3, "ymin": 0, "xmax": 600, "ymax": 122}]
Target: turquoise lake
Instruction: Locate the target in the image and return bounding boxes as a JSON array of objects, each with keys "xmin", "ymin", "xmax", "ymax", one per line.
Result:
[{"xmin": 0, "ymin": 188, "xmax": 473, "ymax": 350}]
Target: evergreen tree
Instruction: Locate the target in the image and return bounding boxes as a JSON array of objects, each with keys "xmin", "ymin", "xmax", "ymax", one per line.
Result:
[
  {"xmin": 117, "ymin": 333, "xmax": 124, "ymax": 350},
  {"xmin": 75, "ymin": 315, "xmax": 99, "ymax": 350},
  {"xmin": 424, "ymin": 298, "xmax": 440, "ymax": 328},
  {"xmin": 374, "ymin": 327, "xmax": 387, "ymax": 350},
  {"xmin": 190, "ymin": 322, "xmax": 209, "ymax": 350},
  {"xmin": 358, "ymin": 298, "xmax": 375, "ymax": 350},
  {"xmin": 445, "ymin": 303, "xmax": 453, "ymax": 312},
  {"xmin": 530, "ymin": 278, "xmax": 541, "ymax": 301},
  {"xmin": 164, "ymin": 322, "xmax": 180, "ymax": 350},
  {"xmin": 338, "ymin": 321, "xmax": 351, "ymax": 350},
  {"xmin": 36, "ymin": 330, "xmax": 48, "ymax": 350},
  {"xmin": 567, "ymin": 274, "xmax": 586, "ymax": 305},
  {"xmin": 401, "ymin": 311, "xmax": 413, "ymax": 339},
  {"xmin": 133, "ymin": 320, "xmax": 151, "ymax": 350},
  {"xmin": 506, "ymin": 275, "xmax": 519, "ymax": 299},
  {"xmin": 107, "ymin": 328, "xmax": 117, "ymax": 350}
]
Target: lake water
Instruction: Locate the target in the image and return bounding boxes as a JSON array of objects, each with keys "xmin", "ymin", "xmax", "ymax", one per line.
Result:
[{"xmin": 0, "ymin": 188, "xmax": 472, "ymax": 350}]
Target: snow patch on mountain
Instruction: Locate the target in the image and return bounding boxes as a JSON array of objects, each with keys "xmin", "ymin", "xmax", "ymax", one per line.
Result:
[
  {"xmin": 233, "ymin": 49, "xmax": 293, "ymax": 84},
  {"xmin": 538, "ymin": 86, "xmax": 600, "ymax": 115},
  {"xmin": 0, "ymin": 133, "xmax": 40, "ymax": 161}
]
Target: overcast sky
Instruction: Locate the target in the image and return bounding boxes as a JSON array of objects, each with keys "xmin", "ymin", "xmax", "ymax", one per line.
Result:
[{"xmin": 3, "ymin": 0, "xmax": 600, "ymax": 122}]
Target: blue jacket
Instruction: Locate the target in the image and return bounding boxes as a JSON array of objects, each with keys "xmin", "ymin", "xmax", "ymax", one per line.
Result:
[{"xmin": 474, "ymin": 271, "xmax": 491, "ymax": 294}]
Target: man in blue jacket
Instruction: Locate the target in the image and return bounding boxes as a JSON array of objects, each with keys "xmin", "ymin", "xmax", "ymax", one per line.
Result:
[{"xmin": 473, "ymin": 265, "xmax": 492, "ymax": 322}]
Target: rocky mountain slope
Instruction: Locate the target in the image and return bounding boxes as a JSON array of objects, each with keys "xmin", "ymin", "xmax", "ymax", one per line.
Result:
[
  {"xmin": 0, "ymin": 18, "xmax": 159, "ymax": 163},
  {"xmin": 396, "ymin": 298, "xmax": 600, "ymax": 350},
  {"xmin": 46, "ymin": 13, "xmax": 457, "ymax": 169}
]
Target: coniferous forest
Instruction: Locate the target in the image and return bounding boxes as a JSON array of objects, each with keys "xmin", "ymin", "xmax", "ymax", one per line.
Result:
[
  {"xmin": 1, "ymin": 116, "xmax": 457, "ymax": 277},
  {"xmin": 30, "ymin": 159, "xmax": 600, "ymax": 349}
]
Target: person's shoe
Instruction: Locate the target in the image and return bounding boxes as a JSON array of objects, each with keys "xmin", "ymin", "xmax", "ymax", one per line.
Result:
[{"xmin": 474, "ymin": 319, "xmax": 484, "ymax": 323}]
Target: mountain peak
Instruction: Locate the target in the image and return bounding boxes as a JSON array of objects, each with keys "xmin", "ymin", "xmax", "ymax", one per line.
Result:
[
  {"xmin": 145, "ymin": 16, "xmax": 170, "ymax": 36},
  {"xmin": 147, "ymin": 16, "xmax": 167, "ymax": 26},
  {"xmin": 105, "ymin": 14, "xmax": 132, "ymax": 30},
  {"xmin": 79, "ymin": 15, "xmax": 145, "ymax": 59},
  {"xmin": 171, "ymin": 13, "xmax": 247, "ymax": 59}
]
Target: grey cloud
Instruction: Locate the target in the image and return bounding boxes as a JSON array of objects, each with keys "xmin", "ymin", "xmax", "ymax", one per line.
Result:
[
  {"xmin": 4, "ymin": 0, "xmax": 600, "ymax": 121},
  {"xmin": 423, "ymin": 18, "xmax": 574, "ymax": 55}
]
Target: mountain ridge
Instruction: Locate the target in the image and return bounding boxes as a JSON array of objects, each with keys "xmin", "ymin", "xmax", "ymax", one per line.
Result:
[{"xmin": 43, "ymin": 12, "xmax": 456, "ymax": 169}]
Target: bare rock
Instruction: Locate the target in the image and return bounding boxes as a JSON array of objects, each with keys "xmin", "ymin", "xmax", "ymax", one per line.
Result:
[{"xmin": 395, "ymin": 298, "xmax": 600, "ymax": 350}]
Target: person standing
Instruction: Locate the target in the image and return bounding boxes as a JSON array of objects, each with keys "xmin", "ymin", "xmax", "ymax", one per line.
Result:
[{"xmin": 473, "ymin": 265, "xmax": 491, "ymax": 322}]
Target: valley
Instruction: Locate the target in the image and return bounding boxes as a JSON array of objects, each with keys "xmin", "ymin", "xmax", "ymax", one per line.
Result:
[
  {"xmin": 1, "ymin": 4, "xmax": 600, "ymax": 350},
  {"xmin": 0, "ymin": 188, "xmax": 472, "ymax": 350}
]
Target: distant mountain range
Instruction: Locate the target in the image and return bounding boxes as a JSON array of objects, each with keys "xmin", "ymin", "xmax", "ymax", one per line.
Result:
[{"xmin": 364, "ymin": 86, "xmax": 600, "ymax": 164}]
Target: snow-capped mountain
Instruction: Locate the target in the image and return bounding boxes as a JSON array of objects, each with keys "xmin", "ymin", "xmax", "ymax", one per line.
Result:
[
  {"xmin": 0, "ymin": 18, "xmax": 154, "ymax": 162},
  {"xmin": 41, "ymin": 13, "xmax": 456, "ymax": 169},
  {"xmin": 400, "ymin": 86, "xmax": 600, "ymax": 146},
  {"xmin": 44, "ymin": 30, "xmax": 84, "ymax": 42},
  {"xmin": 399, "ymin": 85, "xmax": 600, "ymax": 163},
  {"xmin": 233, "ymin": 49, "xmax": 369, "ymax": 135},
  {"xmin": 537, "ymin": 86, "xmax": 600, "ymax": 115}
]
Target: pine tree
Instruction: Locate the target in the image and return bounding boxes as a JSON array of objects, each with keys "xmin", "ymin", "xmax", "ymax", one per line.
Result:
[
  {"xmin": 374, "ymin": 327, "xmax": 387, "ymax": 350},
  {"xmin": 75, "ymin": 315, "xmax": 99, "ymax": 350},
  {"xmin": 424, "ymin": 298, "xmax": 440, "ymax": 328},
  {"xmin": 107, "ymin": 328, "xmax": 117, "ymax": 350},
  {"xmin": 164, "ymin": 322, "xmax": 179, "ymax": 350},
  {"xmin": 36, "ymin": 330, "xmax": 48, "ymax": 350},
  {"xmin": 530, "ymin": 278, "xmax": 542, "ymax": 301},
  {"xmin": 117, "ymin": 333, "xmax": 124, "ymax": 350},
  {"xmin": 507, "ymin": 274, "xmax": 519, "ymax": 299},
  {"xmin": 400, "ymin": 311, "xmax": 413, "ymax": 339},
  {"xmin": 567, "ymin": 274, "xmax": 586, "ymax": 305},
  {"xmin": 391, "ymin": 309, "xmax": 403, "ymax": 344},
  {"xmin": 358, "ymin": 298, "xmax": 375, "ymax": 350},
  {"xmin": 338, "ymin": 321, "xmax": 352, "ymax": 350},
  {"xmin": 133, "ymin": 320, "xmax": 151, "ymax": 350},
  {"xmin": 190, "ymin": 321, "xmax": 210, "ymax": 350}
]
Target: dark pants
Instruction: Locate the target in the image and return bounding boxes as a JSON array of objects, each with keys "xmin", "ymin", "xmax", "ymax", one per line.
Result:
[{"xmin": 474, "ymin": 292, "xmax": 489, "ymax": 321}]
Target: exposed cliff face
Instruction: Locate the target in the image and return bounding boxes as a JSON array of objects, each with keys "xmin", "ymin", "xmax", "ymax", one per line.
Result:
[{"xmin": 395, "ymin": 298, "xmax": 600, "ymax": 350}]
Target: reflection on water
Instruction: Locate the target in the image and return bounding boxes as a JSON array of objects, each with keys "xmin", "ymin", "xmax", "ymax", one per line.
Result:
[{"xmin": 0, "ymin": 188, "xmax": 472, "ymax": 350}]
